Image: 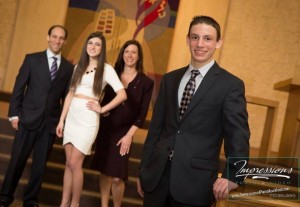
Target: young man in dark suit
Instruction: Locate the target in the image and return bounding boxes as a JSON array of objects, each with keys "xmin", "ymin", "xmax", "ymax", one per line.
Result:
[
  {"xmin": 0, "ymin": 25, "xmax": 74, "ymax": 207},
  {"xmin": 137, "ymin": 16, "xmax": 250, "ymax": 207}
]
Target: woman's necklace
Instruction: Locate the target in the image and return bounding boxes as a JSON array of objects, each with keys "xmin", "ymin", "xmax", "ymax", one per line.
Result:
[{"xmin": 85, "ymin": 67, "xmax": 96, "ymax": 74}]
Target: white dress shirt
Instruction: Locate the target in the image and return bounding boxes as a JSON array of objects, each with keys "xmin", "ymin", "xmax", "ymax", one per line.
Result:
[{"xmin": 178, "ymin": 60, "xmax": 215, "ymax": 106}]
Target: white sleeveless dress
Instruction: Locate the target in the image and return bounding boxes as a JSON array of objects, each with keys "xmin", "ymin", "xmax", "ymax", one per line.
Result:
[{"xmin": 63, "ymin": 63, "xmax": 124, "ymax": 155}]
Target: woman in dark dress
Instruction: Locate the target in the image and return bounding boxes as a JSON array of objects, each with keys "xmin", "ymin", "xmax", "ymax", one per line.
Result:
[{"xmin": 91, "ymin": 40, "xmax": 154, "ymax": 207}]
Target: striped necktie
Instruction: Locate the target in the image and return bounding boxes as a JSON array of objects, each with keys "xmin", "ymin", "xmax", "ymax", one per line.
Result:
[{"xmin": 50, "ymin": 57, "xmax": 58, "ymax": 80}]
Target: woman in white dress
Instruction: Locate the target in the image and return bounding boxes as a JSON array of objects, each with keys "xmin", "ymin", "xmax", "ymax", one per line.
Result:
[{"xmin": 56, "ymin": 32, "xmax": 127, "ymax": 207}]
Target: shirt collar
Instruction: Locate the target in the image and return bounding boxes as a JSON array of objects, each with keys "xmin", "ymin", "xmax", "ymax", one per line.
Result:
[
  {"xmin": 188, "ymin": 60, "xmax": 215, "ymax": 77},
  {"xmin": 46, "ymin": 48, "xmax": 61, "ymax": 60}
]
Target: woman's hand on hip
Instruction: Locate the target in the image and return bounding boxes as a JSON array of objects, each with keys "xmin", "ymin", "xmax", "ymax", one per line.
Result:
[{"xmin": 86, "ymin": 100, "xmax": 101, "ymax": 113}]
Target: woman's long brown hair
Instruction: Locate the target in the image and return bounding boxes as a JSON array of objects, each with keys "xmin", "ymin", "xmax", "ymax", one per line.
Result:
[{"xmin": 69, "ymin": 32, "xmax": 106, "ymax": 98}]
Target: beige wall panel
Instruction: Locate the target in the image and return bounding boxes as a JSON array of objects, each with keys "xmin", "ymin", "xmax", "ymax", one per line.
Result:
[
  {"xmin": 294, "ymin": 65, "xmax": 300, "ymax": 82},
  {"xmin": 167, "ymin": 0, "xmax": 230, "ymax": 71},
  {"xmin": 0, "ymin": 0, "xmax": 19, "ymax": 90},
  {"xmin": 3, "ymin": 0, "xmax": 69, "ymax": 92},
  {"xmin": 220, "ymin": 0, "xmax": 300, "ymax": 152}
]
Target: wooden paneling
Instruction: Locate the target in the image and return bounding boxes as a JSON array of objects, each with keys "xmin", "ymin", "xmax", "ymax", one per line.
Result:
[{"xmin": 2, "ymin": 0, "xmax": 69, "ymax": 92}]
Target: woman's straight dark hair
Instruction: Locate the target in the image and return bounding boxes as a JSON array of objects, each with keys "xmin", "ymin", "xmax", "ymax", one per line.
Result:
[{"xmin": 69, "ymin": 32, "xmax": 106, "ymax": 98}]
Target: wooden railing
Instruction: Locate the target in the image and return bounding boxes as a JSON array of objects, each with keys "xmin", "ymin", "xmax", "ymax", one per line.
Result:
[
  {"xmin": 217, "ymin": 178, "xmax": 300, "ymax": 207},
  {"xmin": 245, "ymin": 95, "xmax": 279, "ymax": 158}
]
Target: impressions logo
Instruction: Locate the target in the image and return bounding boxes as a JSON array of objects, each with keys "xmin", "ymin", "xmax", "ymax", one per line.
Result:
[
  {"xmin": 228, "ymin": 157, "xmax": 299, "ymax": 201},
  {"xmin": 235, "ymin": 160, "xmax": 293, "ymax": 180}
]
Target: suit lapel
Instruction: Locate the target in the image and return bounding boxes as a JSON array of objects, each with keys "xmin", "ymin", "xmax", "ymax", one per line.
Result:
[
  {"xmin": 52, "ymin": 57, "xmax": 70, "ymax": 83},
  {"xmin": 53, "ymin": 58, "xmax": 65, "ymax": 82},
  {"xmin": 180, "ymin": 63, "xmax": 221, "ymax": 120},
  {"xmin": 39, "ymin": 51, "xmax": 53, "ymax": 83}
]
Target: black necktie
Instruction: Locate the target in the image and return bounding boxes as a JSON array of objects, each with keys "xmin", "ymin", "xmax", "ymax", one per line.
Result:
[
  {"xmin": 50, "ymin": 57, "xmax": 58, "ymax": 80},
  {"xmin": 179, "ymin": 69, "xmax": 200, "ymax": 119}
]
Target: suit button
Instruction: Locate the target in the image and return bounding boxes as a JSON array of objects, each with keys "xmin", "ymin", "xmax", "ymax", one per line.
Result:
[{"xmin": 177, "ymin": 130, "xmax": 181, "ymax": 134}]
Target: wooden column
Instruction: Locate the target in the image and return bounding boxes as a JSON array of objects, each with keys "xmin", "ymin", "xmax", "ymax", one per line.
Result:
[
  {"xmin": 166, "ymin": 0, "xmax": 230, "ymax": 72},
  {"xmin": 293, "ymin": 111, "xmax": 300, "ymax": 169}
]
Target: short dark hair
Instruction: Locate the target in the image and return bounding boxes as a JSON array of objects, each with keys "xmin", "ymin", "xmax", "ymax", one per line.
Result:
[
  {"xmin": 188, "ymin": 16, "xmax": 221, "ymax": 41},
  {"xmin": 48, "ymin": 25, "xmax": 68, "ymax": 39}
]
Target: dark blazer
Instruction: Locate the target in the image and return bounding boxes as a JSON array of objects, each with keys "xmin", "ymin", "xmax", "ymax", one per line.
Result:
[
  {"xmin": 140, "ymin": 62, "xmax": 250, "ymax": 206},
  {"xmin": 8, "ymin": 51, "xmax": 74, "ymax": 133}
]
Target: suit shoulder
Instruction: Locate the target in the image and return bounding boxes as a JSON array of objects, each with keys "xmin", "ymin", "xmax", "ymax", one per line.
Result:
[
  {"xmin": 61, "ymin": 56, "xmax": 74, "ymax": 68},
  {"xmin": 25, "ymin": 51, "xmax": 46, "ymax": 59},
  {"xmin": 218, "ymin": 66, "xmax": 244, "ymax": 83},
  {"xmin": 164, "ymin": 66, "xmax": 187, "ymax": 78}
]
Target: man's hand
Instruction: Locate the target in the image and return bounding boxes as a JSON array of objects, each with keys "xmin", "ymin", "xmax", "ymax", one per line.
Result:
[
  {"xmin": 10, "ymin": 118, "xmax": 19, "ymax": 131},
  {"xmin": 136, "ymin": 178, "xmax": 144, "ymax": 198},
  {"xmin": 213, "ymin": 178, "xmax": 238, "ymax": 200}
]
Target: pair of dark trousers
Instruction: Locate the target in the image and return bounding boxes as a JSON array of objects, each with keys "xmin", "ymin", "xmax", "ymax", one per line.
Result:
[
  {"xmin": 0, "ymin": 120, "xmax": 55, "ymax": 205},
  {"xmin": 143, "ymin": 160, "xmax": 211, "ymax": 207}
]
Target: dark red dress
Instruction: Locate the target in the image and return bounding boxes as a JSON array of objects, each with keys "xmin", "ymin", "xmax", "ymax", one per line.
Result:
[{"xmin": 91, "ymin": 73, "xmax": 154, "ymax": 180}]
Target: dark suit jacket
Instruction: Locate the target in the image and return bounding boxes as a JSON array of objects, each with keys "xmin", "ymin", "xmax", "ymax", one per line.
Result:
[
  {"xmin": 8, "ymin": 51, "xmax": 74, "ymax": 133},
  {"xmin": 140, "ymin": 62, "xmax": 250, "ymax": 206}
]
